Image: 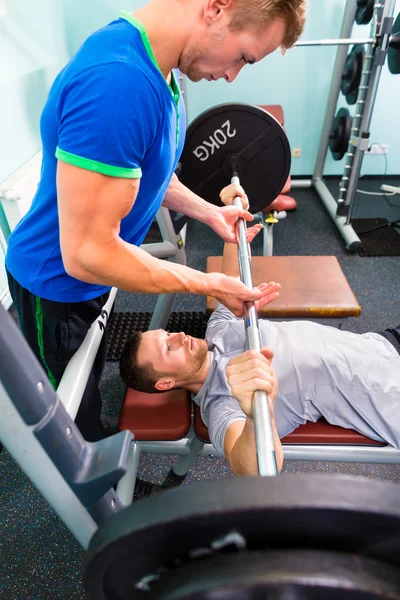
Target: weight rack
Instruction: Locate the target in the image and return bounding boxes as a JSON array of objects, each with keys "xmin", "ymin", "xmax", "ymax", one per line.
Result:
[{"xmin": 292, "ymin": 0, "xmax": 397, "ymax": 252}]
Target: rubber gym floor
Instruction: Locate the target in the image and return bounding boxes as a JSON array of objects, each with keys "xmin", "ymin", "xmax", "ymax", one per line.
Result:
[{"xmin": 1, "ymin": 176, "xmax": 400, "ymax": 599}]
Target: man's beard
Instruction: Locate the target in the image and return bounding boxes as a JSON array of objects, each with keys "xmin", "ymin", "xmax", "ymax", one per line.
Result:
[
  {"xmin": 179, "ymin": 45, "xmax": 205, "ymax": 82},
  {"xmin": 193, "ymin": 340, "xmax": 209, "ymax": 373},
  {"xmin": 185, "ymin": 339, "xmax": 209, "ymax": 382}
]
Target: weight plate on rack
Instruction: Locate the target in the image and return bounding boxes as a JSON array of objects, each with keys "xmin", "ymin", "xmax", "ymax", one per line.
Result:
[
  {"xmin": 355, "ymin": 0, "xmax": 375, "ymax": 25},
  {"xmin": 341, "ymin": 45, "xmax": 365, "ymax": 105},
  {"xmin": 329, "ymin": 108, "xmax": 352, "ymax": 161},
  {"xmin": 388, "ymin": 12, "xmax": 400, "ymax": 75}
]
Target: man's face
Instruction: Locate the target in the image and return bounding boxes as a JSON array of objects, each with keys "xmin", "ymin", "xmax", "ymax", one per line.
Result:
[
  {"xmin": 179, "ymin": 16, "xmax": 286, "ymax": 83},
  {"xmin": 138, "ymin": 329, "xmax": 209, "ymax": 388}
]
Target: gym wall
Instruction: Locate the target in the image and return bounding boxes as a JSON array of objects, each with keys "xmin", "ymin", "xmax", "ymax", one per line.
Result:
[
  {"xmin": 185, "ymin": 0, "xmax": 400, "ymax": 177},
  {"xmin": 0, "ymin": 0, "xmax": 398, "ymax": 189}
]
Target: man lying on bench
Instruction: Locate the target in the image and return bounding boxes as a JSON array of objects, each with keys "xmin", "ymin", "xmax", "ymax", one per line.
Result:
[{"xmin": 119, "ymin": 241, "xmax": 400, "ymax": 476}]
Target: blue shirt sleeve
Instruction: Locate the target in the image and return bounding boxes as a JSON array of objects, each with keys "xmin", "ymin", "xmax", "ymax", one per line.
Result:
[{"xmin": 55, "ymin": 62, "xmax": 161, "ymax": 178}]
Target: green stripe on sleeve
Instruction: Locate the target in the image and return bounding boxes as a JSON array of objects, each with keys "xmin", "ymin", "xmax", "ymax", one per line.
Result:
[
  {"xmin": 35, "ymin": 297, "xmax": 57, "ymax": 390},
  {"xmin": 56, "ymin": 148, "xmax": 142, "ymax": 179}
]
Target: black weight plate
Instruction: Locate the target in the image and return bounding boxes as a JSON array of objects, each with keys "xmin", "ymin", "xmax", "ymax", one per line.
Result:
[
  {"xmin": 178, "ymin": 103, "xmax": 291, "ymax": 214},
  {"xmin": 356, "ymin": 0, "xmax": 375, "ymax": 25},
  {"xmin": 329, "ymin": 107, "xmax": 352, "ymax": 161},
  {"xmin": 152, "ymin": 550, "xmax": 400, "ymax": 599},
  {"xmin": 341, "ymin": 45, "xmax": 365, "ymax": 105},
  {"xmin": 388, "ymin": 13, "xmax": 400, "ymax": 74},
  {"xmin": 83, "ymin": 474, "xmax": 400, "ymax": 600}
]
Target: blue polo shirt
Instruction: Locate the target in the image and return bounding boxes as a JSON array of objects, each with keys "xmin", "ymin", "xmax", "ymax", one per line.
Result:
[{"xmin": 6, "ymin": 12, "xmax": 186, "ymax": 302}]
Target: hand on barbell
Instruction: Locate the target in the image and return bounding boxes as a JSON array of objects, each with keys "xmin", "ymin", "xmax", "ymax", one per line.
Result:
[
  {"xmin": 219, "ymin": 183, "xmax": 249, "ymax": 210},
  {"xmin": 226, "ymin": 347, "xmax": 278, "ymax": 419},
  {"xmin": 210, "ymin": 205, "xmax": 262, "ymax": 243},
  {"xmin": 212, "ymin": 279, "xmax": 280, "ymax": 317}
]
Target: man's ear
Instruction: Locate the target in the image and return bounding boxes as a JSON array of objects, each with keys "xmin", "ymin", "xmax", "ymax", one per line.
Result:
[
  {"xmin": 155, "ymin": 378, "xmax": 176, "ymax": 392},
  {"xmin": 204, "ymin": 0, "xmax": 233, "ymax": 25}
]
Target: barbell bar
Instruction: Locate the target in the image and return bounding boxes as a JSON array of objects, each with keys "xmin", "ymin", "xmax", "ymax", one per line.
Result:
[
  {"xmin": 295, "ymin": 37, "xmax": 376, "ymax": 46},
  {"xmin": 230, "ymin": 162, "xmax": 278, "ymax": 478}
]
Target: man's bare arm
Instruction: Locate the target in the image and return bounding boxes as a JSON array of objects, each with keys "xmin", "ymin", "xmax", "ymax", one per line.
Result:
[
  {"xmin": 224, "ymin": 412, "xmax": 283, "ymax": 476},
  {"xmin": 223, "ymin": 348, "xmax": 284, "ymax": 475},
  {"xmin": 56, "ymin": 162, "xmax": 265, "ymax": 315},
  {"xmin": 162, "ymin": 174, "xmax": 221, "ymax": 223}
]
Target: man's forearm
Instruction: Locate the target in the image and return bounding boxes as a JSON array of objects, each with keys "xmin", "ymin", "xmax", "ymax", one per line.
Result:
[
  {"xmin": 221, "ymin": 242, "xmax": 240, "ymax": 278},
  {"xmin": 162, "ymin": 174, "xmax": 220, "ymax": 224},
  {"xmin": 64, "ymin": 234, "xmax": 221, "ymax": 297},
  {"xmin": 229, "ymin": 411, "xmax": 284, "ymax": 476}
]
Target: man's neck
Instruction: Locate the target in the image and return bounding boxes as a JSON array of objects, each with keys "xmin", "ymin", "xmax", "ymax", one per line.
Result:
[{"xmin": 132, "ymin": 0, "xmax": 193, "ymax": 78}]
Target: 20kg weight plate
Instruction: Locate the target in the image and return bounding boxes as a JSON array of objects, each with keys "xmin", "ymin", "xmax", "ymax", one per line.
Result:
[
  {"xmin": 177, "ymin": 103, "xmax": 291, "ymax": 214},
  {"xmin": 341, "ymin": 45, "xmax": 365, "ymax": 105},
  {"xmin": 329, "ymin": 107, "xmax": 352, "ymax": 161}
]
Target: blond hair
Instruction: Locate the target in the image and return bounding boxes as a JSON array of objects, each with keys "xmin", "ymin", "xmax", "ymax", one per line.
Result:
[{"xmin": 229, "ymin": 0, "xmax": 306, "ymax": 51}]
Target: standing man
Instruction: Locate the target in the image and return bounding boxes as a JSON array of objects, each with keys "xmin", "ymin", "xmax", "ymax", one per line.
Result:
[{"xmin": 5, "ymin": 0, "xmax": 306, "ymax": 440}]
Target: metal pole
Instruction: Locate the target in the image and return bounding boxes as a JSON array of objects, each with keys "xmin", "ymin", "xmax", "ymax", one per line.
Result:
[
  {"xmin": 340, "ymin": 0, "xmax": 397, "ymax": 222},
  {"xmin": 57, "ymin": 288, "xmax": 117, "ymax": 419},
  {"xmin": 295, "ymin": 37, "xmax": 374, "ymax": 46},
  {"xmin": 313, "ymin": 0, "xmax": 359, "ymax": 181},
  {"xmin": 0, "ymin": 382, "xmax": 97, "ymax": 549},
  {"xmin": 291, "ymin": 179, "xmax": 313, "ymax": 189},
  {"xmin": 231, "ymin": 174, "xmax": 277, "ymax": 477},
  {"xmin": 148, "ymin": 207, "xmax": 188, "ymax": 331}
]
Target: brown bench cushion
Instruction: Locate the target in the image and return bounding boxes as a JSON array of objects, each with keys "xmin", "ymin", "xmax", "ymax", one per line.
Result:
[
  {"xmin": 194, "ymin": 405, "xmax": 384, "ymax": 447},
  {"xmin": 119, "ymin": 388, "xmax": 191, "ymax": 441},
  {"xmin": 206, "ymin": 255, "xmax": 361, "ymax": 318}
]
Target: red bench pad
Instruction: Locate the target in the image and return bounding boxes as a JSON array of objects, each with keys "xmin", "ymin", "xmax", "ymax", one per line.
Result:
[
  {"xmin": 120, "ymin": 388, "xmax": 191, "ymax": 441},
  {"xmin": 194, "ymin": 405, "xmax": 384, "ymax": 447}
]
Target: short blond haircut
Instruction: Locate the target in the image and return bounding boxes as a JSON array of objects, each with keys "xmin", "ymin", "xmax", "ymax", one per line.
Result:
[{"xmin": 229, "ymin": 0, "xmax": 306, "ymax": 51}]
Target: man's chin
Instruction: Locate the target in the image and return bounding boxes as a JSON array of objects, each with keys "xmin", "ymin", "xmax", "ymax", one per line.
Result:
[{"xmin": 186, "ymin": 70, "xmax": 206, "ymax": 83}]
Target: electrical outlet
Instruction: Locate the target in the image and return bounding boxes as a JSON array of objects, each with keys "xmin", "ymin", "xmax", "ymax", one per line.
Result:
[
  {"xmin": 292, "ymin": 148, "xmax": 302, "ymax": 158},
  {"xmin": 365, "ymin": 144, "xmax": 389, "ymax": 155}
]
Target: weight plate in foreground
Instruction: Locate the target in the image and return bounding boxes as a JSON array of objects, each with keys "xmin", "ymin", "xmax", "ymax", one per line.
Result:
[
  {"xmin": 341, "ymin": 45, "xmax": 365, "ymax": 105},
  {"xmin": 329, "ymin": 107, "xmax": 352, "ymax": 161},
  {"xmin": 178, "ymin": 103, "xmax": 291, "ymax": 214},
  {"xmin": 152, "ymin": 550, "xmax": 400, "ymax": 599},
  {"xmin": 83, "ymin": 474, "xmax": 400, "ymax": 599}
]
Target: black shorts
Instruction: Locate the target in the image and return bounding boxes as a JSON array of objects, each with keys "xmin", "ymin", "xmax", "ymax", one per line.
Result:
[
  {"xmin": 377, "ymin": 325, "xmax": 400, "ymax": 355},
  {"xmin": 6, "ymin": 269, "xmax": 110, "ymax": 441}
]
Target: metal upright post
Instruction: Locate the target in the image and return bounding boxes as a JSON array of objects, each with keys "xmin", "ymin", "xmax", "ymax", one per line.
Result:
[
  {"xmin": 0, "ymin": 381, "xmax": 97, "ymax": 549},
  {"xmin": 148, "ymin": 207, "xmax": 188, "ymax": 331},
  {"xmin": 0, "ymin": 304, "xmax": 134, "ymax": 546},
  {"xmin": 311, "ymin": 0, "xmax": 362, "ymax": 251},
  {"xmin": 313, "ymin": 0, "xmax": 359, "ymax": 180},
  {"xmin": 337, "ymin": 0, "xmax": 396, "ymax": 222},
  {"xmin": 313, "ymin": 0, "xmax": 395, "ymax": 251}
]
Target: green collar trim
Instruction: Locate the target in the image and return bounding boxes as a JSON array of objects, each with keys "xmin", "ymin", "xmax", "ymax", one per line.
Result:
[
  {"xmin": 119, "ymin": 12, "xmax": 159, "ymax": 73},
  {"xmin": 119, "ymin": 11, "xmax": 181, "ymax": 145}
]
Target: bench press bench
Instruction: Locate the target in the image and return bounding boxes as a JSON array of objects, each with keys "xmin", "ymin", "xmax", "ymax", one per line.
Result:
[{"xmin": 119, "ymin": 255, "xmax": 399, "ymax": 474}]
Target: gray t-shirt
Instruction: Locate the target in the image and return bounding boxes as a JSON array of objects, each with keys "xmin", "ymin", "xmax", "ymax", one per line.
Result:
[{"xmin": 193, "ymin": 305, "xmax": 400, "ymax": 457}]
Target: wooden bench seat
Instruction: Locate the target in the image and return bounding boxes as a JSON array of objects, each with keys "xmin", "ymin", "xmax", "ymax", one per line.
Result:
[{"xmin": 206, "ymin": 255, "xmax": 361, "ymax": 319}]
